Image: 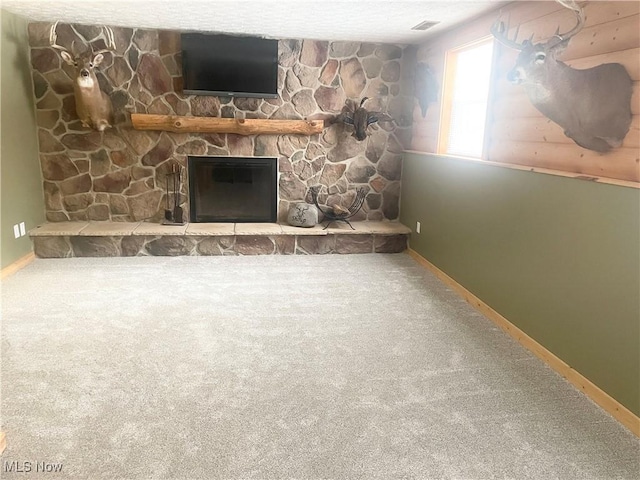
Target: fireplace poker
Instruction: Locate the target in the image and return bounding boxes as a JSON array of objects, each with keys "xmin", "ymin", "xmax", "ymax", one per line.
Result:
[{"xmin": 174, "ymin": 164, "xmax": 184, "ymax": 223}]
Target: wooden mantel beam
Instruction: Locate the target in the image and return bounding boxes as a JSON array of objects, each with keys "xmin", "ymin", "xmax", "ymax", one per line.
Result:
[{"xmin": 131, "ymin": 113, "xmax": 324, "ymax": 136}]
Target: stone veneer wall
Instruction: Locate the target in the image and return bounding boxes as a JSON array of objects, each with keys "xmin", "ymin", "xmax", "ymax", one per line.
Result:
[{"xmin": 27, "ymin": 22, "xmax": 414, "ymax": 223}]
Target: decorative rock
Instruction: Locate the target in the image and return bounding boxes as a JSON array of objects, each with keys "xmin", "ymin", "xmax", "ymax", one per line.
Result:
[
  {"xmin": 300, "ymin": 40, "xmax": 328, "ymax": 67},
  {"xmin": 142, "ymin": 134, "xmax": 173, "ymax": 166},
  {"xmin": 87, "ymin": 204, "xmax": 111, "ymax": 220},
  {"xmin": 109, "ymin": 194, "xmax": 129, "ymax": 214},
  {"xmin": 106, "ymin": 56, "xmax": 133, "ymax": 87},
  {"xmin": 346, "ymin": 157, "xmax": 376, "ymax": 183},
  {"xmin": 146, "ymin": 235, "xmax": 195, "ymax": 256},
  {"xmin": 377, "ymin": 153, "xmax": 402, "ymax": 180},
  {"xmin": 297, "ymin": 236, "xmax": 335, "ymax": 255},
  {"xmin": 363, "ymin": 57, "xmax": 383, "ymax": 79},
  {"xmin": 330, "ymin": 42, "xmax": 359, "ymax": 58},
  {"xmin": 31, "ymin": 48, "xmax": 60, "ymax": 73},
  {"xmin": 357, "ymin": 43, "xmax": 376, "ymax": 57},
  {"xmin": 124, "ymin": 179, "xmax": 153, "ymax": 196},
  {"xmin": 254, "ymin": 135, "xmax": 279, "ymax": 157},
  {"xmin": 339, "ymin": 58, "xmax": 366, "ymax": 98},
  {"xmin": 33, "ymin": 236, "xmax": 72, "ymax": 258},
  {"xmin": 37, "ymin": 91, "xmax": 61, "ymax": 110},
  {"xmin": 138, "ymin": 54, "xmax": 171, "ymax": 95},
  {"xmin": 191, "ymin": 96, "xmax": 221, "ymax": 118},
  {"xmin": 121, "ymin": 236, "xmax": 146, "ymax": 256},
  {"xmin": 287, "ymin": 202, "xmax": 319, "ymax": 227},
  {"xmin": 279, "ymin": 173, "xmax": 307, "ymax": 201},
  {"xmin": 320, "ymin": 163, "xmax": 346, "ymax": 187},
  {"xmin": 147, "ymin": 97, "xmax": 170, "ymax": 115},
  {"xmin": 335, "ymin": 235, "xmax": 373, "ymax": 254},
  {"xmin": 365, "ymin": 129, "xmax": 387, "ymax": 163},
  {"xmin": 375, "ymin": 45, "xmax": 402, "ymax": 61},
  {"xmin": 111, "ymin": 150, "xmax": 136, "ymax": 168},
  {"xmin": 74, "ymin": 159, "xmax": 90, "ymax": 173},
  {"xmin": 327, "ymin": 134, "xmax": 361, "ymax": 163},
  {"xmin": 61, "ymin": 132, "xmax": 102, "ymax": 151},
  {"xmin": 195, "ymin": 237, "xmax": 224, "ymax": 255},
  {"xmin": 90, "ymin": 149, "xmax": 111, "ymax": 176},
  {"xmin": 32, "ymin": 72, "xmax": 49, "ymax": 99},
  {"xmin": 275, "ymin": 236, "xmax": 295, "ymax": 254},
  {"xmin": 233, "ymin": 98, "xmax": 261, "ymax": 111},
  {"xmin": 102, "ymin": 130, "xmax": 127, "ymax": 150},
  {"xmin": 158, "ymin": 30, "xmax": 180, "ymax": 55},
  {"xmin": 44, "ymin": 70, "xmax": 74, "ymax": 95},
  {"xmin": 228, "ymin": 135, "xmax": 254, "ymax": 157},
  {"xmin": 382, "ymin": 182, "xmax": 400, "ymax": 219},
  {"xmin": 121, "ymin": 129, "xmax": 156, "ymax": 156},
  {"xmin": 70, "ymin": 236, "xmax": 119, "ymax": 256},
  {"xmin": 381, "ymin": 61, "xmax": 401, "ymax": 83},
  {"xmin": 127, "ymin": 190, "xmax": 162, "ymax": 221},
  {"xmin": 130, "ymin": 166, "xmax": 153, "ymax": 180},
  {"xmin": 235, "ymin": 236, "xmax": 276, "ymax": 255},
  {"xmin": 38, "ymin": 129, "xmax": 65, "ymax": 153},
  {"xmin": 374, "ymin": 234, "xmax": 407, "ymax": 253},
  {"xmin": 320, "ymin": 60, "xmax": 338, "ymax": 85},
  {"xmin": 93, "ymin": 170, "xmax": 131, "ymax": 193},
  {"xmin": 60, "ymin": 174, "xmax": 92, "ymax": 195},
  {"xmin": 176, "ymin": 139, "xmax": 207, "ymax": 155},
  {"xmin": 369, "ymin": 176, "xmax": 387, "ymax": 193},
  {"xmin": 278, "ymin": 39, "xmax": 301, "ymax": 68},
  {"xmin": 133, "ymin": 29, "xmax": 158, "ymax": 52},
  {"xmin": 43, "ymin": 181, "xmax": 63, "ymax": 210},
  {"xmin": 293, "ymin": 63, "xmax": 318, "ymax": 88},
  {"xmin": 366, "ymin": 193, "xmax": 382, "ymax": 210},
  {"xmin": 165, "ymin": 93, "xmax": 190, "ymax": 116},
  {"xmin": 46, "ymin": 211, "xmax": 70, "ymax": 222},
  {"xmin": 292, "ymin": 89, "xmax": 316, "ymax": 117}
]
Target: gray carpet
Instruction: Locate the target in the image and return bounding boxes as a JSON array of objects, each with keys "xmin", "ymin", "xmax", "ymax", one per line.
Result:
[{"xmin": 1, "ymin": 254, "xmax": 638, "ymax": 479}]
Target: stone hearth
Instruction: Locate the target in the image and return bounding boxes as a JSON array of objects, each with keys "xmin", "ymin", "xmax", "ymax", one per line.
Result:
[{"xmin": 30, "ymin": 221, "xmax": 410, "ymax": 257}]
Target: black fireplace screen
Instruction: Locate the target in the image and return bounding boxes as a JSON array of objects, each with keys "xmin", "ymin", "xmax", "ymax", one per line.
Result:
[{"xmin": 188, "ymin": 156, "xmax": 277, "ymax": 223}]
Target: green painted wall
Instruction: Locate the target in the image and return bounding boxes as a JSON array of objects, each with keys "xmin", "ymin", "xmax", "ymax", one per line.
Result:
[
  {"xmin": 400, "ymin": 152, "xmax": 640, "ymax": 416},
  {"xmin": 1, "ymin": 9, "xmax": 45, "ymax": 269}
]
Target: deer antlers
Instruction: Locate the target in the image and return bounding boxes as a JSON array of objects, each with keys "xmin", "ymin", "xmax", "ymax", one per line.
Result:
[
  {"xmin": 49, "ymin": 21, "xmax": 116, "ymax": 57},
  {"xmin": 491, "ymin": 0, "xmax": 586, "ymax": 50}
]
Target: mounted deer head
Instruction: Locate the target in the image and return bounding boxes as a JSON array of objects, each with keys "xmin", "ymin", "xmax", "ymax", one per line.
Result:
[
  {"xmin": 491, "ymin": 1, "xmax": 632, "ymax": 153},
  {"xmin": 50, "ymin": 22, "xmax": 116, "ymax": 131}
]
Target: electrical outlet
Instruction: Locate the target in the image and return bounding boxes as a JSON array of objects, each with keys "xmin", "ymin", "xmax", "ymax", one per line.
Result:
[
  {"xmin": 13, "ymin": 224, "xmax": 20, "ymax": 239},
  {"xmin": 19, "ymin": 222, "xmax": 26, "ymax": 236},
  {"xmin": 416, "ymin": 221, "xmax": 421, "ymax": 234}
]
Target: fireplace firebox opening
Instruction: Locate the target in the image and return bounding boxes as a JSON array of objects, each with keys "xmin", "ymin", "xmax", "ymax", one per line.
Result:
[{"xmin": 188, "ymin": 156, "xmax": 277, "ymax": 223}]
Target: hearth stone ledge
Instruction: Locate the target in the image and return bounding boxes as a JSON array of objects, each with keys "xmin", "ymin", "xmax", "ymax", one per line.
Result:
[{"xmin": 29, "ymin": 221, "xmax": 410, "ymax": 257}]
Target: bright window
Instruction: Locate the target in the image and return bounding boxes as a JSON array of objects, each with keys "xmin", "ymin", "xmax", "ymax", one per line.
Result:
[{"xmin": 438, "ymin": 39, "xmax": 494, "ymax": 158}]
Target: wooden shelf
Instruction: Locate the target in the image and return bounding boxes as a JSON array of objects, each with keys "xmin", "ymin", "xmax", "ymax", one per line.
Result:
[{"xmin": 131, "ymin": 113, "xmax": 323, "ymax": 136}]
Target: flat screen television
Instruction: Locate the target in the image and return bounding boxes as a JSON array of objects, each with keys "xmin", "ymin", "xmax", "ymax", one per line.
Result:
[{"xmin": 181, "ymin": 32, "xmax": 279, "ymax": 98}]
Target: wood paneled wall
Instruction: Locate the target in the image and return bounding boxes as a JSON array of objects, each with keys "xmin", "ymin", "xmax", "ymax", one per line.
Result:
[{"xmin": 411, "ymin": 1, "xmax": 640, "ymax": 184}]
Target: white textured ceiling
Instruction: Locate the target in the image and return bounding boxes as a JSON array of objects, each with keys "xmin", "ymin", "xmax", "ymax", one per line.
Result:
[{"xmin": 1, "ymin": 0, "xmax": 504, "ymax": 44}]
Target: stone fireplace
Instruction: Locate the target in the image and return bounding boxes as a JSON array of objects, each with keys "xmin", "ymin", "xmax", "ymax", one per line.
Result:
[
  {"xmin": 188, "ymin": 156, "xmax": 277, "ymax": 222},
  {"xmin": 27, "ymin": 23, "xmax": 413, "ymax": 225}
]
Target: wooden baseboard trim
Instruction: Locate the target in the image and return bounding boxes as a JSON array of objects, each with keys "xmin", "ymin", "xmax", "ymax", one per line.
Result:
[
  {"xmin": 406, "ymin": 248, "xmax": 640, "ymax": 437},
  {"xmin": 1, "ymin": 252, "xmax": 35, "ymax": 280},
  {"xmin": 0, "ymin": 431, "xmax": 6, "ymax": 454}
]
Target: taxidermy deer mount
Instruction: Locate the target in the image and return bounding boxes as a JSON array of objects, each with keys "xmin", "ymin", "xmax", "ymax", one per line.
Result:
[
  {"xmin": 414, "ymin": 63, "xmax": 439, "ymax": 117},
  {"xmin": 327, "ymin": 97, "xmax": 395, "ymax": 141},
  {"xmin": 491, "ymin": 0, "xmax": 632, "ymax": 153},
  {"xmin": 50, "ymin": 22, "xmax": 116, "ymax": 132}
]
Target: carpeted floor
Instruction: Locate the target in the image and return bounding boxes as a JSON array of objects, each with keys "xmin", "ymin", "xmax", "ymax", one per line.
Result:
[{"xmin": 1, "ymin": 254, "xmax": 638, "ymax": 479}]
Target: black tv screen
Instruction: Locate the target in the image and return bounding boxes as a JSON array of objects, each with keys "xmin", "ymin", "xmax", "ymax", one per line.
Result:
[{"xmin": 181, "ymin": 33, "xmax": 278, "ymax": 98}]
